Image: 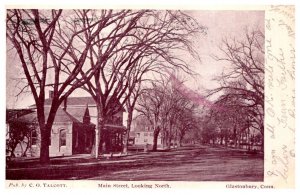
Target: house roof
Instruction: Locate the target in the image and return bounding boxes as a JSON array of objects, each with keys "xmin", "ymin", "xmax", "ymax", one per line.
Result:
[
  {"xmin": 6, "ymin": 109, "xmax": 35, "ymax": 122},
  {"xmin": 16, "ymin": 107, "xmax": 81, "ymax": 124},
  {"xmin": 61, "ymin": 109, "xmax": 82, "ymax": 123},
  {"xmin": 64, "ymin": 107, "xmax": 88, "ymax": 123},
  {"xmin": 47, "ymin": 97, "xmax": 96, "ymax": 106},
  {"xmin": 29, "ymin": 96, "xmax": 126, "ymax": 112},
  {"xmin": 28, "ymin": 97, "xmax": 96, "ymax": 108}
]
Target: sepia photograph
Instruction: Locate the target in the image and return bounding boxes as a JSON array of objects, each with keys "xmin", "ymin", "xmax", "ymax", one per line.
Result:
[{"xmin": 4, "ymin": 7, "xmax": 272, "ymax": 183}]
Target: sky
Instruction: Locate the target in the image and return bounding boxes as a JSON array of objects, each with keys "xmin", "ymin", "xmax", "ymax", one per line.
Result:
[
  {"xmin": 6, "ymin": 10, "xmax": 264, "ymax": 109},
  {"xmin": 185, "ymin": 10, "xmax": 264, "ymax": 90}
]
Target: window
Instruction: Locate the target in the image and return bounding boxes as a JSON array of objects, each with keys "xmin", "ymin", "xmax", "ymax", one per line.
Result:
[
  {"xmin": 144, "ymin": 139, "xmax": 148, "ymax": 143},
  {"xmin": 150, "ymin": 133, "xmax": 153, "ymax": 137},
  {"xmin": 59, "ymin": 129, "xmax": 66, "ymax": 147},
  {"xmin": 136, "ymin": 133, "xmax": 140, "ymax": 138},
  {"xmin": 31, "ymin": 131, "xmax": 37, "ymax": 146},
  {"xmin": 144, "ymin": 132, "xmax": 148, "ymax": 136}
]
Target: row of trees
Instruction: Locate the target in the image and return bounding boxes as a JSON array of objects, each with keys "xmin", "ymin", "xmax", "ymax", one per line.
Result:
[
  {"xmin": 7, "ymin": 9, "xmax": 205, "ymax": 163},
  {"xmin": 133, "ymin": 29, "xmax": 264, "ymax": 152},
  {"xmin": 200, "ymin": 29, "xmax": 264, "ymax": 151},
  {"xmin": 136, "ymin": 76, "xmax": 199, "ymax": 151}
]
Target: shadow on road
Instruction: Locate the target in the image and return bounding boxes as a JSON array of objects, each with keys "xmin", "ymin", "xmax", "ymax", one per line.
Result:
[{"xmin": 6, "ymin": 145, "xmax": 263, "ymax": 181}]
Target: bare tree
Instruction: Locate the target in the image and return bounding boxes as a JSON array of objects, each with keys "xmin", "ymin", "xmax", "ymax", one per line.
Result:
[
  {"xmin": 6, "ymin": 119, "xmax": 37, "ymax": 158},
  {"xmin": 160, "ymin": 81, "xmax": 198, "ymax": 149},
  {"xmin": 136, "ymin": 81, "xmax": 168, "ymax": 151},
  {"xmin": 6, "ymin": 9, "xmax": 110, "ymax": 163},
  {"xmin": 174, "ymin": 103, "xmax": 198, "ymax": 147},
  {"xmin": 208, "ymin": 29, "xmax": 264, "ymax": 150},
  {"xmin": 199, "ymin": 116, "xmax": 218, "ymax": 145},
  {"xmin": 123, "ymin": 78, "xmax": 144, "ymax": 154},
  {"xmin": 137, "ymin": 76, "xmax": 200, "ymax": 151},
  {"xmin": 74, "ymin": 10, "xmax": 205, "ymax": 157}
]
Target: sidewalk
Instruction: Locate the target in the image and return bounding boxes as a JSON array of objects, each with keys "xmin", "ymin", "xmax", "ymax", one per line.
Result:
[{"xmin": 7, "ymin": 147, "xmax": 173, "ymax": 169}]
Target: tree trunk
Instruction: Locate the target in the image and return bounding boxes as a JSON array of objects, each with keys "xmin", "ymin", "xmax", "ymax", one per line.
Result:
[
  {"xmin": 99, "ymin": 116, "xmax": 106, "ymax": 154},
  {"xmin": 38, "ymin": 102, "xmax": 58, "ymax": 164},
  {"xmin": 19, "ymin": 141, "xmax": 24, "ymax": 156},
  {"xmin": 10, "ymin": 142, "xmax": 18, "ymax": 158},
  {"xmin": 167, "ymin": 136, "xmax": 172, "ymax": 149},
  {"xmin": 178, "ymin": 136, "xmax": 183, "ymax": 147},
  {"xmin": 40, "ymin": 124, "xmax": 50, "ymax": 164},
  {"xmin": 22, "ymin": 140, "xmax": 30, "ymax": 157},
  {"xmin": 165, "ymin": 131, "xmax": 171, "ymax": 149},
  {"xmin": 92, "ymin": 105, "xmax": 104, "ymax": 158},
  {"xmin": 233, "ymin": 125, "xmax": 237, "ymax": 147},
  {"xmin": 123, "ymin": 109, "xmax": 133, "ymax": 154},
  {"xmin": 167, "ymin": 123, "xmax": 173, "ymax": 149},
  {"xmin": 152, "ymin": 128, "xmax": 160, "ymax": 151},
  {"xmin": 247, "ymin": 126, "xmax": 250, "ymax": 151},
  {"xmin": 162, "ymin": 131, "xmax": 167, "ymax": 149},
  {"xmin": 122, "ymin": 131, "xmax": 130, "ymax": 154}
]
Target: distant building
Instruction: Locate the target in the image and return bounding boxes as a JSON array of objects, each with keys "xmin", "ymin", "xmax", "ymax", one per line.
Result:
[
  {"xmin": 129, "ymin": 117, "xmax": 163, "ymax": 149},
  {"xmin": 133, "ymin": 130, "xmax": 162, "ymax": 146}
]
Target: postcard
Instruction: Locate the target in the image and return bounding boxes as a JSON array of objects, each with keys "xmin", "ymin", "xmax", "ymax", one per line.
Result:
[{"xmin": 4, "ymin": 4, "xmax": 295, "ymax": 189}]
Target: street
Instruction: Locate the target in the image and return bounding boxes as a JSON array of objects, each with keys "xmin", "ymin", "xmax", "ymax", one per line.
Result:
[{"xmin": 6, "ymin": 145, "xmax": 263, "ymax": 181}]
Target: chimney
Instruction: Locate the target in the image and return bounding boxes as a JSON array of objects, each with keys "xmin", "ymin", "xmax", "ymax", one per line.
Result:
[{"xmin": 49, "ymin": 90, "xmax": 54, "ymax": 99}]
